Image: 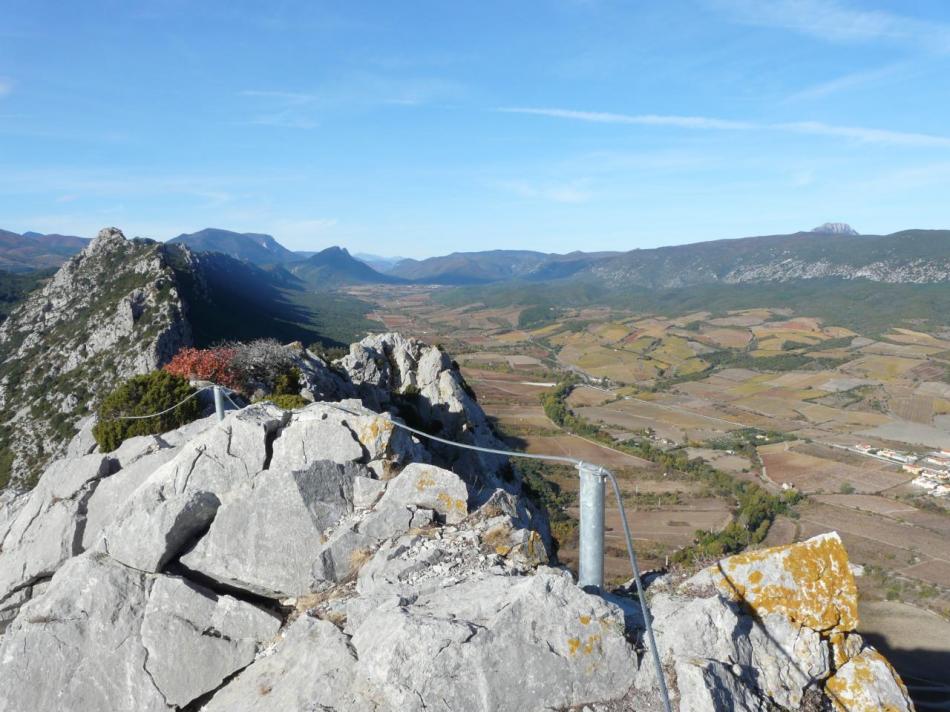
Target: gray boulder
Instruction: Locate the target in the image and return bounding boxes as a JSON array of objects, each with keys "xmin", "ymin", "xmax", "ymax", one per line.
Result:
[
  {"xmin": 201, "ymin": 616, "xmax": 360, "ymax": 712},
  {"xmin": 140, "ymin": 576, "xmax": 281, "ymax": 707},
  {"xmin": 99, "ymin": 405, "xmax": 286, "ymax": 571},
  {"xmin": 0, "ymin": 454, "xmax": 117, "ymax": 608},
  {"xmin": 180, "ymin": 461, "xmax": 365, "ymax": 597},
  {"xmin": 0, "ymin": 553, "xmax": 167, "ymax": 712},
  {"xmin": 350, "ymin": 570, "xmax": 637, "ymax": 712}
]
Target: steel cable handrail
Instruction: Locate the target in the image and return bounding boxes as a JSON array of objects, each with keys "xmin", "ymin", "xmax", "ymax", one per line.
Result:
[
  {"xmin": 103, "ymin": 383, "xmax": 672, "ymax": 709},
  {"xmin": 111, "ymin": 385, "xmax": 214, "ymax": 420}
]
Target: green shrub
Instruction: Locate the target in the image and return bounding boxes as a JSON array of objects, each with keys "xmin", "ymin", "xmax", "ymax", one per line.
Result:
[
  {"xmin": 266, "ymin": 394, "xmax": 310, "ymax": 410},
  {"xmin": 273, "ymin": 367, "xmax": 302, "ymax": 396},
  {"xmin": 93, "ymin": 371, "xmax": 201, "ymax": 452}
]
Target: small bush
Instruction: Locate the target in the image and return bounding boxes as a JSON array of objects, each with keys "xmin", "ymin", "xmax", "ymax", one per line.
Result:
[
  {"xmin": 273, "ymin": 367, "xmax": 301, "ymax": 396},
  {"xmin": 93, "ymin": 371, "xmax": 201, "ymax": 452},
  {"xmin": 839, "ymin": 482, "xmax": 856, "ymax": 494},
  {"xmin": 227, "ymin": 339, "xmax": 296, "ymax": 389},
  {"xmin": 164, "ymin": 346, "xmax": 240, "ymax": 390},
  {"xmin": 266, "ymin": 394, "xmax": 309, "ymax": 410}
]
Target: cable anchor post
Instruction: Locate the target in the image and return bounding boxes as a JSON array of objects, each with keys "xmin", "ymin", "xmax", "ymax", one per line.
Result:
[
  {"xmin": 213, "ymin": 385, "xmax": 225, "ymax": 422},
  {"xmin": 577, "ymin": 462, "xmax": 606, "ymax": 590}
]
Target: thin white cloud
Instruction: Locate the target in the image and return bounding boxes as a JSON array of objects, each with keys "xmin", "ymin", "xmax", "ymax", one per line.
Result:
[
  {"xmin": 496, "ymin": 179, "xmax": 592, "ymax": 204},
  {"xmin": 708, "ymin": 0, "xmax": 950, "ymax": 53},
  {"xmin": 500, "ymin": 106, "xmax": 950, "ymax": 148},
  {"xmin": 778, "ymin": 121, "xmax": 950, "ymax": 148},
  {"xmin": 498, "ymin": 107, "xmax": 754, "ymax": 130},
  {"xmin": 0, "ymin": 78, "xmax": 13, "ymax": 97},
  {"xmin": 784, "ymin": 63, "xmax": 904, "ymax": 102}
]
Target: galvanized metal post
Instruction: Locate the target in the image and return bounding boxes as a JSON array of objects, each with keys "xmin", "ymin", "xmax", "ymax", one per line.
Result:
[
  {"xmin": 213, "ymin": 385, "xmax": 225, "ymax": 422},
  {"xmin": 577, "ymin": 462, "xmax": 605, "ymax": 589}
]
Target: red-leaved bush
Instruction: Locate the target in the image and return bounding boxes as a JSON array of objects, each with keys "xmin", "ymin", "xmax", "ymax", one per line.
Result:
[{"xmin": 163, "ymin": 347, "xmax": 242, "ymax": 391}]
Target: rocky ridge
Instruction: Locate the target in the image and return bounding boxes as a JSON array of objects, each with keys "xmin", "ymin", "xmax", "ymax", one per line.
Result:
[
  {"xmin": 0, "ymin": 334, "xmax": 914, "ymax": 711},
  {"xmin": 0, "ymin": 227, "xmax": 191, "ymax": 486}
]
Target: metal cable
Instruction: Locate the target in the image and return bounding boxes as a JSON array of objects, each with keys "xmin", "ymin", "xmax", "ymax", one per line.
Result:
[
  {"xmin": 107, "ymin": 383, "xmax": 671, "ymax": 706},
  {"xmin": 112, "ymin": 385, "xmax": 213, "ymax": 420},
  {"xmin": 319, "ymin": 398, "xmax": 672, "ymax": 710},
  {"xmin": 600, "ymin": 466, "xmax": 673, "ymax": 712}
]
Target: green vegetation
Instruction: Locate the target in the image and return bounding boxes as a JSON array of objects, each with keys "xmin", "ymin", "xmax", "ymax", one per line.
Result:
[
  {"xmin": 265, "ymin": 393, "xmax": 310, "ymax": 410},
  {"xmin": 540, "ymin": 377, "xmax": 801, "ymax": 563},
  {"xmin": 516, "ymin": 458, "xmax": 578, "ymax": 557},
  {"xmin": 0, "ymin": 269, "xmax": 51, "ymax": 321},
  {"xmin": 517, "ymin": 304, "xmax": 561, "ymax": 329},
  {"xmin": 438, "ymin": 277, "xmax": 950, "ymax": 336},
  {"xmin": 92, "ymin": 372, "xmax": 201, "ymax": 452}
]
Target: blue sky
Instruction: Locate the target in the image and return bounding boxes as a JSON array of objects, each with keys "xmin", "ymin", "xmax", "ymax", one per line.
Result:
[{"xmin": 1, "ymin": 0, "xmax": 949, "ymax": 257}]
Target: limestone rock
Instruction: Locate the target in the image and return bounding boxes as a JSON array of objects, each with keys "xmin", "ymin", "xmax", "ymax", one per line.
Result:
[
  {"xmin": 710, "ymin": 531, "xmax": 858, "ymax": 634},
  {"xmin": 353, "ymin": 475, "xmax": 386, "ymax": 509},
  {"xmin": 350, "ymin": 571, "xmax": 637, "ymax": 712},
  {"xmin": 270, "ymin": 400, "xmax": 426, "ymax": 474},
  {"xmin": 100, "ymin": 405, "xmax": 286, "ymax": 571},
  {"xmin": 0, "ymin": 553, "xmax": 168, "ymax": 712},
  {"xmin": 825, "ymin": 647, "xmax": 914, "ymax": 712},
  {"xmin": 140, "ymin": 576, "xmax": 281, "ymax": 707},
  {"xmin": 674, "ymin": 658, "xmax": 769, "ymax": 712},
  {"xmin": 201, "ymin": 616, "xmax": 359, "ymax": 712},
  {"xmin": 0, "ymin": 454, "xmax": 117, "ymax": 605},
  {"xmin": 180, "ymin": 461, "xmax": 365, "ymax": 597},
  {"xmin": 0, "ymin": 227, "xmax": 192, "ymax": 485},
  {"xmin": 376, "ymin": 462, "xmax": 468, "ymax": 523}
]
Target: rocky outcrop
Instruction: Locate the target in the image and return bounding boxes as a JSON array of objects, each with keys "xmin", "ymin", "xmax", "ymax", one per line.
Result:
[
  {"xmin": 0, "ymin": 382, "xmax": 914, "ymax": 711},
  {"xmin": 0, "ymin": 228, "xmax": 192, "ymax": 487},
  {"xmin": 639, "ymin": 532, "xmax": 914, "ymax": 711}
]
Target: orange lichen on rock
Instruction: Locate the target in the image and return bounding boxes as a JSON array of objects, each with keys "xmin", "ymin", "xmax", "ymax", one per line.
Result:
[
  {"xmin": 825, "ymin": 648, "xmax": 914, "ymax": 712},
  {"xmin": 710, "ymin": 532, "xmax": 858, "ymax": 634}
]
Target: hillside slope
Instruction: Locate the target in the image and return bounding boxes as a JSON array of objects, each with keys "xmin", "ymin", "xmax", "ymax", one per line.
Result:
[
  {"xmin": 0, "ymin": 228, "xmax": 191, "ymax": 486},
  {"xmin": 0, "ymin": 229, "xmax": 90, "ymax": 272},
  {"xmin": 585, "ymin": 229, "xmax": 950, "ymax": 288},
  {"xmin": 168, "ymin": 227, "xmax": 299, "ymax": 265},
  {"xmin": 289, "ymin": 246, "xmax": 408, "ymax": 289}
]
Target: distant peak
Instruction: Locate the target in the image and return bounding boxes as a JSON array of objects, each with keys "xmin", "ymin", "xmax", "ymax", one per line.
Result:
[{"xmin": 810, "ymin": 222, "xmax": 858, "ymax": 236}]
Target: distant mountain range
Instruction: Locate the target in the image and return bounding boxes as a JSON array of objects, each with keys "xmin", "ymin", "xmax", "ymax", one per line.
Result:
[
  {"xmin": 0, "ymin": 229, "xmax": 90, "ymax": 272},
  {"xmin": 168, "ymin": 228, "xmax": 298, "ymax": 265},
  {"xmin": 3, "ymin": 222, "xmax": 949, "ymax": 290},
  {"xmin": 288, "ymin": 247, "xmax": 408, "ymax": 288}
]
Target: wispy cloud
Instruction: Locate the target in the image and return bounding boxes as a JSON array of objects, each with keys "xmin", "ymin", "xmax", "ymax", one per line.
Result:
[
  {"xmin": 784, "ymin": 63, "xmax": 905, "ymax": 102},
  {"xmin": 495, "ymin": 179, "xmax": 592, "ymax": 204},
  {"xmin": 0, "ymin": 78, "xmax": 13, "ymax": 97},
  {"xmin": 500, "ymin": 106, "xmax": 950, "ymax": 148},
  {"xmin": 708, "ymin": 0, "xmax": 950, "ymax": 53},
  {"xmin": 498, "ymin": 107, "xmax": 754, "ymax": 130},
  {"xmin": 777, "ymin": 121, "xmax": 950, "ymax": 148},
  {"xmin": 239, "ymin": 73, "xmax": 465, "ymax": 128}
]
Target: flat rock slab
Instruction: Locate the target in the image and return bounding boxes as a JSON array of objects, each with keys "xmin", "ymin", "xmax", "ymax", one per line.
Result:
[
  {"xmin": 710, "ymin": 531, "xmax": 858, "ymax": 634},
  {"xmin": 141, "ymin": 576, "xmax": 281, "ymax": 707},
  {"xmin": 181, "ymin": 461, "xmax": 365, "ymax": 598}
]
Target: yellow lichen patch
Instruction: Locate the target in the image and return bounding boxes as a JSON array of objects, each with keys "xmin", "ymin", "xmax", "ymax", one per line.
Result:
[
  {"xmin": 711, "ymin": 532, "xmax": 858, "ymax": 634},
  {"xmin": 579, "ymin": 615, "xmax": 591, "ymax": 626},
  {"xmin": 829, "ymin": 632, "xmax": 863, "ymax": 669},
  {"xmin": 414, "ymin": 471, "xmax": 436, "ymax": 491},
  {"xmin": 825, "ymin": 648, "xmax": 914, "ymax": 712},
  {"xmin": 436, "ymin": 492, "xmax": 467, "ymax": 516},
  {"xmin": 566, "ymin": 634, "xmax": 602, "ymax": 656},
  {"xmin": 357, "ymin": 417, "xmax": 394, "ymax": 448}
]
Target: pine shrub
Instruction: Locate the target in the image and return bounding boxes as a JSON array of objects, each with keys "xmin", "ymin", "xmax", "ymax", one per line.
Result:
[{"xmin": 92, "ymin": 371, "xmax": 201, "ymax": 452}]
